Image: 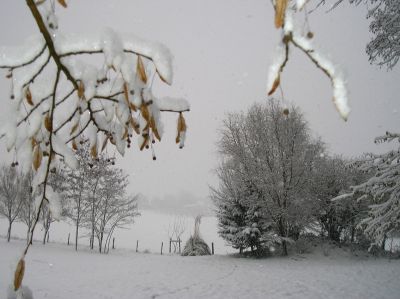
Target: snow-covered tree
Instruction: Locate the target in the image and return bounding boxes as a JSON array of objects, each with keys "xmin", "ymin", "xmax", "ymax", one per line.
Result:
[
  {"xmin": 215, "ymin": 100, "xmax": 323, "ymax": 255},
  {"xmin": 329, "ymin": 0, "xmax": 400, "ymax": 69},
  {"xmin": 341, "ymin": 132, "xmax": 400, "ymax": 247},
  {"xmin": 0, "ymin": 1, "xmax": 189, "ymax": 295},
  {"xmin": 211, "ymin": 160, "xmax": 264, "ymax": 254},
  {"xmin": 0, "ymin": 166, "xmax": 25, "ymax": 242},
  {"xmin": 365, "ymin": 0, "xmax": 400, "ymax": 69},
  {"xmin": 310, "ymin": 156, "xmax": 368, "ymax": 242}
]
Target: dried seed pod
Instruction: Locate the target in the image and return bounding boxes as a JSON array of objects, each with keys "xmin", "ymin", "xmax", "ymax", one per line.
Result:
[
  {"xmin": 123, "ymin": 82, "xmax": 130, "ymax": 105},
  {"xmin": 90, "ymin": 143, "xmax": 98, "ymax": 159},
  {"xmin": 140, "ymin": 136, "xmax": 149, "ymax": 151},
  {"xmin": 275, "ymin": 0, "xmax": 288, "ymax": 28},
  {"xmin": 33, "ymin": 145, "xmax": 42, "ymax": 171},
  {"xmin": 14, "ymin": 258, "xmax": 25, "ymax": 291},
  {"xmin": 176, "ymin": 113, "xmax": 186, "ymax": 144},
  {"xmin": 31, "ymin": 138, "xmax": 38, "ymax": 149},
  {"xmin": 268, "ymin": 75, "xmax": 280, "ymax": 96},
  {"xmin": 101, "ymin": 137, "xmax": 108, "ymax": 152},
  {"xmin": 57, "ymin": 0, "xmax": 67, "ymax": 8},
  {"xmin": 129, "ymin": 102, "xmax": 137, "ymax": 112},
  {"xmin": 122, "ymin": 127, "xmax": 128, "ymax": 140},
  {"xmin": 140, "ymin": 104, "xmax": 150, "ymax": 123},
  {"xmin": 130, "ymin": 117, "xmax": 140, "ymax": 135},
  {"xmin": 72, "ymin": 139, "xmax": 78, "ymax": 151},
  {"xmin": 137, "ymin": 56, "xmax": 148, "ymax": 84},
  {"xmin": 70, "ymin": 123, "xmax": 79, "ymax": 135},
  {"xmin": 306, "ymin": 31, "xmax": 314, "ymax": 39},
  {"xmin": 25, "ymin": 87, "xmax": 34, "ymax": 106},
  {"xmin": 6, "ymin": 70, "xmax": 12, "ymax": 79},
  {"xmin": 150, "ymin": 117, "xmax": 161, "ymax": 141},
  {"xmin": 78, "ymin": 81, "xmax": 85, "ymax": 99},
  {"xmin": 44, "ymin": 114, "xmax": 52, "ymax": 132}
]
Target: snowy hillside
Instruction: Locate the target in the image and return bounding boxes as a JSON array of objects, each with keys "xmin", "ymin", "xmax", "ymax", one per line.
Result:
[{"xmin": 1, "ymin": 239, "xmax": 399, "ymax": 299}]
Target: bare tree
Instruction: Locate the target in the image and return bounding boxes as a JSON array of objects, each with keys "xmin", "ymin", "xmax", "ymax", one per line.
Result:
[
  {"xmin": 58, "ymin": 147, "xmax": 90, "ymax": 251},
  {"xmin": 93, "ymin": 166, "xmax": 139, "ymax": 254},
  {"xmin": 167, "ymin": 216, "xmax": 187, "ymax": 253},
  {"xmin": 0, "ymin": 166, "xmax": 25, "ymax": 242},
  {"xmin": 18, "ymin": 172, "xmax": 36, "ymax": 244}
]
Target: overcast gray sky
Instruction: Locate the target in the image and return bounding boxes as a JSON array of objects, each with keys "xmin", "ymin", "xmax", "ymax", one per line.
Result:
[{"xmin": 0, "ymin": 0, "xmax": 399, "ymax": 210}]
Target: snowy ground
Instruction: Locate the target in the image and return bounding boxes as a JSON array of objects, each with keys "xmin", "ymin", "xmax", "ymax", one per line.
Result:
[{"xmin": 1, "ymin": 239, "xmax": 400, "ymax": 299}]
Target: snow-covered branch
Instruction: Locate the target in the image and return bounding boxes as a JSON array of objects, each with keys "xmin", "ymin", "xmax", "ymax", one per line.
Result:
[
  {"xmin": 267, "ymin": 0, "xmax": 350, "ymax": 121},
  {"xmin": 1, "ymin": 0, "xmax": 190, "ymax": 295}
]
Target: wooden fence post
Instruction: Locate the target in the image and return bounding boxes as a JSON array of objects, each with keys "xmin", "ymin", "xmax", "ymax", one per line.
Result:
[
  {"xmin": 212, "ymin": 242, "xmax": 214, "ymax": 255},
  {"xmin": 169, "ymin": 238, "xmax": 172, "ymax": 253},
  {"xmin": 112, "ymin": 237, "xmax": 115, "ymax": 250},
  {"xmin": 67, "ymin": 233, "xmax": 70, "ymax": 246},
  {"xmin": 136, "ymin": 240, "xmax": 139, "ymax": 252},
  {"xmin": 161, "ymin": 242, "xmax": 163, "ymax": 255},
  {"xmin": 178, "ymin": 238, "xmax": 181, "ymax": 253}
]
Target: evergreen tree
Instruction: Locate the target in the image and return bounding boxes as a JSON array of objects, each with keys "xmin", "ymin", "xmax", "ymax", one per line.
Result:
[{"xmin": 350, "ymin": 132, "xmax": 400, "ymax": 247}]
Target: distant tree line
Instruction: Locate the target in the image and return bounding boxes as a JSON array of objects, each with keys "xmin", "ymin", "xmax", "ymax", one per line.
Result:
[
  {"xmin": 0, "ymin": 143, "xmax": 139, "ymax": 253},
  {"xmin": 211, "ymin": 100, "xmax": 399, "ymax": 256}
]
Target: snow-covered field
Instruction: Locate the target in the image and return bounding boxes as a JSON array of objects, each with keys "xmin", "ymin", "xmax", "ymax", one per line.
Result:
[
  {"xmin": 0, "ymin": 210, "xmax": 232, "ymax": 254},
  {"xmin": 1, "ymin": 239, "xmax": 400, "ymax": 299}
]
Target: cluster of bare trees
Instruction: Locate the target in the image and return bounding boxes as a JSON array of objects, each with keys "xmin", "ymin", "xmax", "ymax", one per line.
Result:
[
  {"xmin": 0, "ymin": 144, "xmax": 139, "ymax": 254},
  {"xmin": 0, "ymin": 167, "xmax": 28, "ymax": 242},
  {"xmin": 53, "ymin": 143, "xmax": 139, "ymax": 253}
]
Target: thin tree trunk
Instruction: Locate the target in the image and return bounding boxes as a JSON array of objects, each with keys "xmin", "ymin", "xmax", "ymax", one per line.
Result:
[
  {"xmin": 75, "ymin": 219, "xmax": 79, "ymax": 251},
  {"xmin": 75, "ymin": 193, "xmax": 81, "ymax": 251},
  {"xmin": 99, "ymin": 232, "xmax": 103, "ymax": 253},
  {"xmin": 282, "ymin": 240, "xmax": 288, "ymax": 256},
  {"xmin": 7, "ymin": 221, "xmax": 12, "ymax": 242}
]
